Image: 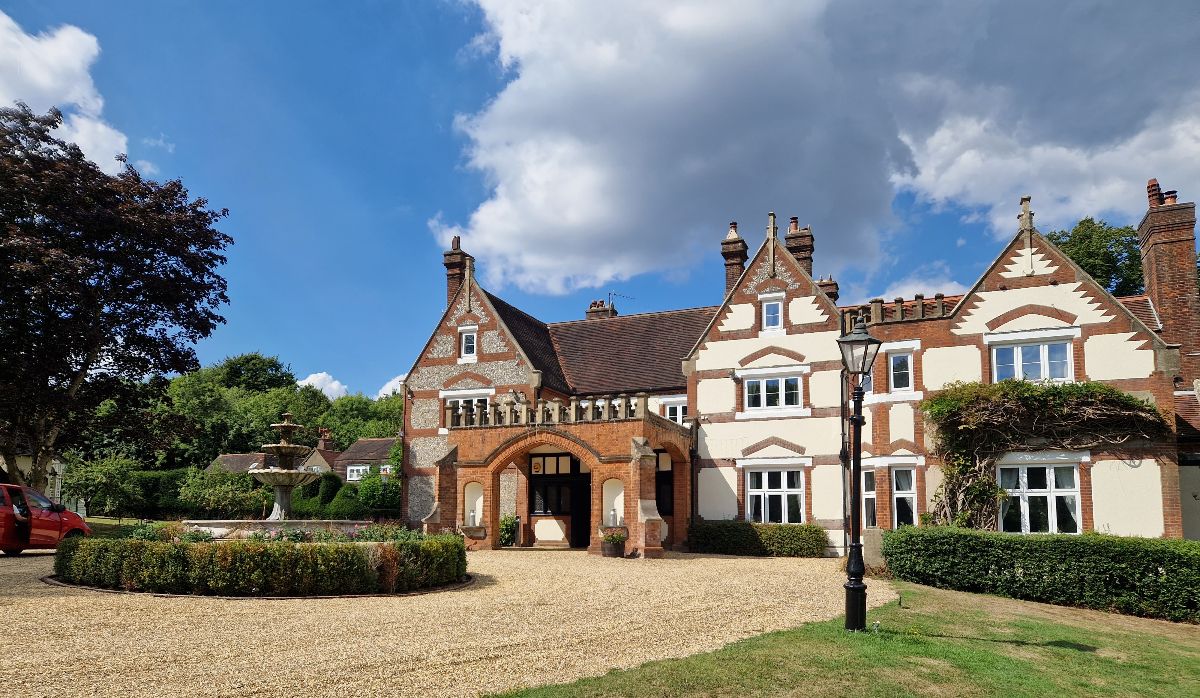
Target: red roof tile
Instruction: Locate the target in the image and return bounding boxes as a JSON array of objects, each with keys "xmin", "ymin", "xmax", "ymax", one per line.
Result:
[
  {"xmin": 1117, "ymin": 295, "xmax": 1162, "ymax": 331},
  {"xmin": 335, "ymin": 438, "xmax": 397, "ymax": 464},
  {"xmin": 1176, "ymin": 393, "xmax": 1200, "ymax": 445}
]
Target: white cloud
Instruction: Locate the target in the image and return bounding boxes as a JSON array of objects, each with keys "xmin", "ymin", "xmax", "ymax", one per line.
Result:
[
  {"xmin": 956, "ymin": 238, "xmax": 966, "ymax": 248},
  {"xmin": 142, "ymin": 133, "xmax": 175, "ymax": 153},
  {"xmin": 133, "ymin": 159, "xmax": 158, "ymax": 175},
  {"xmin": 443, "ymin": 1, "xmax": 1200, "ymax": 294},
  {"xmin": 376, "ymin": 374, "xmax": 407, "ymax": 399},
  {"xmin": 0, "ymin": 11, "xmax": 127, "ymax": 173},
  {"xmin": 298, "ymin": 372, "xmax": 349, "ymax": 400}
]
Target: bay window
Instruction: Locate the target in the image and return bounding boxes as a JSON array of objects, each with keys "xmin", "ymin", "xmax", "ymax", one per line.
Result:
[
  {"xmin": 747, "ymin": 469, "xmax": 804, "ymax": 524},
  {"xmin": 993, "ymin": 341, "xmax": 1071, "ymax": 382},
  {"xmin": 998, "ymin": 464, "xmax": 1080, "ymax": 534}
]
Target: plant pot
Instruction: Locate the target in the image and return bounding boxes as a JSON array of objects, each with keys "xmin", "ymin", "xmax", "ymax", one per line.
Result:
[{"xmin": 601, "ymin": 540, "xmax": 626, "ymax": 558}]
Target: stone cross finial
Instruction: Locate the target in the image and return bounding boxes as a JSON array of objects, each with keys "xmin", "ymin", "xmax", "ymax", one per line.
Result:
[{"xmin": 1018, "ymin": 195, "xmax": 1035, "ymax": 231}]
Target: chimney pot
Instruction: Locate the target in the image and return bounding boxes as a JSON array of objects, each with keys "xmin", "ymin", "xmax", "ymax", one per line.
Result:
[
  {"xmin": 721, "ymin": 222, "xmax": 750, "ymax": 295},
  {"xmin": 1165, "ymin": 190, "xmax": 1179, "ymax": 205},
  {"xmin": 1148, "ymin": 178, "xmax": 1164, "ymax": 207}
]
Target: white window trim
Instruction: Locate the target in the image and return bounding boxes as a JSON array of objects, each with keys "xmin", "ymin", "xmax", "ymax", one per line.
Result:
[
  {"xmin": 737, "ymin": 371, "xmax": 808, "ymax": 420},
  {"xmin": 863, "ymin": 390, "xmax": 924, "ymax": 405},
  {"xmin": 659, "ymin": 395, "xmax": 690, "ymax": 425},
  {"xmin": 888, "ymin": 352, "xmax": 915, "ymax": 393},
  {"xmin": 745, "ymin": 465, "xmax": 806, "ymax": 524},
  {"xmin": 733, "ymin": 365, "xmax": 812, "ymax": 379},
  {"xmin": 438, "ymin": 387, "xmax": 496, "ymax": 399},
  {"xmin": 983, "ymin": 326, "xmax": 1081, "ymax": 345},
  {"xmin": 345, "ymin": 465, "xmax": 370, "ymax": 482},
  {"xmin": 862, "ymin": 471, "xmax": 878, "ymax": 529},
  {"xmin": 760, "ymin": 298, "xmax": 784, "ymax": 334},
  {"xmin": 735, "ymin": 456, "xmax": 814, "ymax": 468},
  {"xmin": 881, "ymin": 339, "xmax": 921, "ymax": 353},
  {"xmin": 997, "ymin": 461, "xmax": 1082, "ymax": 535},
  {"xmin": 892, "ymin": 467, "xmax": 918, "ymax": 527},
  {"xmin": 990, "ymin": 340, "xmax": 1074, "ymax": 383},
  {"xmin": 861, "ymin": 455, "xmax": 926, "ymax": 467},
  {"xmin": 735, "ymin": 407, "xmax": 813, "ymax": 420},
  {"xmin": 996, "ymin": 450, "xmax": 1091, "ymax": 465},
  {"xmin": 457, "ymin": 326, "xmax": 479, "ymax": 364}
]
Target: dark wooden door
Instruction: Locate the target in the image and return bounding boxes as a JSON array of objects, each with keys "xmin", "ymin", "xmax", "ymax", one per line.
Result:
[{"xmin": 569, "ymin": 475, "xmax": 592, "ymax": 548}]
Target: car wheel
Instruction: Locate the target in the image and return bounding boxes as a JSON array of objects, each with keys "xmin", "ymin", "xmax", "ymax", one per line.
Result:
[{"xmin": 1, "ymin": 549, "xmax": 23, "ymax": 556}]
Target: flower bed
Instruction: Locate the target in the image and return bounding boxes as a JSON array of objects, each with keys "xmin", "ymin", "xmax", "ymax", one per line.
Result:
[
  {"xmin": 882, "ymin": 526, "xmax": 1200, "ymax": 623},
  {"xmin": 53, "ymin": 533, "xmax": 467, "ymax": 597}
]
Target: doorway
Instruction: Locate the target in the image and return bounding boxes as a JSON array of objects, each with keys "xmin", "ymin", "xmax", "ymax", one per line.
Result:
[{"xmin": 528, "ymin": 452, "xmax": 593, "ymax": 548}]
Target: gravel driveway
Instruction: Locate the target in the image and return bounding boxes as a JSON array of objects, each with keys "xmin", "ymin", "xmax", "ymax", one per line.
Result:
[{"xmin": 1, "ymin": 549, "xmax": 894, "ymax": 697}]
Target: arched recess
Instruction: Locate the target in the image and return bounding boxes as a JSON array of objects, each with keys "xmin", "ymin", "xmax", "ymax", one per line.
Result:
[
  {"xmin": 463, "ymin": 481, "xmax": 484, "ymax": 526},
  {"xmin": 601, "ymin": 478, "xmax": 625, "ymax": 527},
  {"xmin": 482, "ymin": 430, "xmax": 603, "ymax": 475}
]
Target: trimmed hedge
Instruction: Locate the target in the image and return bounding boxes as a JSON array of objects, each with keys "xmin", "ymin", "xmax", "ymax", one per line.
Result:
[
  {"xmin": 882, "ymin": 526, "xmax": 1200, "ymax": 623},
  {"xmin": 128, "ymin": 468, "xmax": 191, "ymax": 518},
  {"xmin": 688, "ymin": 521, "xmax": 828, "ymax": 557},
  {"xmin": 54, "ymin": 534, "xmax": 467, "ymax": 597}
]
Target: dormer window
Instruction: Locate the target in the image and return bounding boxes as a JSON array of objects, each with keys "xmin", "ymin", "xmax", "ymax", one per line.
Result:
[
  {"xmin": 762, "ymin": 301, "xmax": 782, "ymax": 330},
  {"xmin": 458, "ymin": 325, "xmax": 478, "ymax": 364}
]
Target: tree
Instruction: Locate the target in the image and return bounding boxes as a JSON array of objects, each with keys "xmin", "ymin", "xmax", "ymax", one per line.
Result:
[
  {"xmin": 0, "ymin": 105, "xmax": 231, "ymax": 488},
  {"xmin": 316, "ymin": 393, "xmax": 404, "ymax": 450},
  {"xmin": 211, "ymin": 353, "xmax": 296, "ymax": 392},
  {"xmin": 60, "ymin": 453, "xmax": 143, "ymax": 520},
  {"xmin": 1046, "ymin": 218, "xmax": 1144, "ymax": 296}
]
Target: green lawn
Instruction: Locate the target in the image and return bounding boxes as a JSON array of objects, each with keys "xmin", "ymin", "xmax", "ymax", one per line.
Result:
[{"xmin": 497, "ymin": 582, "xmax": 1200, "ymax": 698}]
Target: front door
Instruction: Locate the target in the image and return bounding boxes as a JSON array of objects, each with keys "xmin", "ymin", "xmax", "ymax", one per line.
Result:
[{"xmin": 568, "ymin": 475, "xmax": 592, "ymax": 548}]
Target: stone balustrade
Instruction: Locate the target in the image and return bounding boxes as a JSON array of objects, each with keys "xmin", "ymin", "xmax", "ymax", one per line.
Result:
[{"xmin": 445, "ymin": 393, "xmax": 650, "ymax": 429}]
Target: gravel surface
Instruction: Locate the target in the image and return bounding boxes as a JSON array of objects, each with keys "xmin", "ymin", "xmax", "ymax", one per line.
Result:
[{"xmin": 1, "ymin": 549, "xmax": 894, "ymax": 697}]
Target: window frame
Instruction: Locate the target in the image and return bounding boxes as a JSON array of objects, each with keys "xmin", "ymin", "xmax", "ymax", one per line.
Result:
[
  {"xmin": 888, "ymin": 352, "xmax": 913, "ymax": 393},
  {"xmin": 991, "ymin": 340, "xmax": 1073, "ymax": 383},
  {"xmin": 997, "ymin": 463, "xmax": 1081, "ymax": 535},
  {"xmin": 892, "ymin": 467, "xmax": 917, "ymax": 527},
  {"xmin": 345, "ymin": 465, "xmax": 369, "ymax": 482},
  {"xmin": 743, "ymin": 376, "xmax": 803, "ymax": 410},
  {"xmin": 761, "ymin": 300, "xmax": 783, "ymax": 330},
  {"xmin": 863, "ymin": 470, "xmax": 877, "ymax": 529},
  {"xmin": 745, "ymin": 467, "xmax": 805, "ymax": 524}
]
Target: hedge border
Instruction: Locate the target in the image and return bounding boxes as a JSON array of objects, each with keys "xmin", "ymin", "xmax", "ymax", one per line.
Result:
[{"xmin": 40, "ymin": 573, "xmax": 475, "ymax": 600}]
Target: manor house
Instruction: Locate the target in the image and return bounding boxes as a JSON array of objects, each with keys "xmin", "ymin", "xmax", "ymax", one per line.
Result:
[{"xmin": 394, "ymin": 179, "xmax": 1200, "ymax": 556}]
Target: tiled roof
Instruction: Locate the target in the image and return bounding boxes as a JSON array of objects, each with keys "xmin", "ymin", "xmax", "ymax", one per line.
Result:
[
  {"xmin": 335, "ymin": 437, "xmax": 397, "ymax": 464},
  {"xmin": 485, "ymin": 291, "xmax": 572, "ymax": 395},
  {"xmin": 1117, "ymin": 295, "xmax": 1162, "ymax": 331},
  {"xmin": 309, "ymin": 449, "xmax": 342, "ymax": 467},
  {"xmin": 547, "ymin": 307, "xmax": 719, "ymax": 395},
  {"xmin": 1176, "ymin": 392, "xmax": 1200, "ymax": 445},
  {"xmin": 208, "ymin": 453, "xmax": 279, "ymax": 473}
]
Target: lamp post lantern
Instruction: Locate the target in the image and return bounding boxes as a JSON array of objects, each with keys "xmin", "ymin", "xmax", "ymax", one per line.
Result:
[{"xmin": 837, "ymin": 316, "xmax": 883, "ymax": 631}]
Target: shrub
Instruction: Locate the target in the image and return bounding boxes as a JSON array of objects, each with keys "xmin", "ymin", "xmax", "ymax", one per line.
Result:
[
  {"xmin": 128, "ymin": 468, "xmax": 191, "ymax": 518},
  {"xmin": 316, "ymin": 472, "xmax": 343, "ymax": 505},
  {"xmin": 357, "ymin": 467, "xmax": 402, "ymax": 516},
  {"xmin": 326, "ymin": 483, "xmax": 367, "ymax": 519},
  {"xmin": 289, "ymin": 494, "xmax": 322, "ymax": 519},
  {"xmin": 688, "ymin": 521, "xmax": 828, "ymax": 557},
  {"xmin": 498, "ymin": 513, "xmax": 518, "ymax": 547},
  {"xmin": 54, "ymin": 535, "xmax": 467, "ymax": 597},
  {"xmin": 882, "ymin": 526, "xmax": 1200, "ymax": 623},
  {"xmin": 177, "ymin": 469, "xmax": 272, "ymax": 519},
  {"xmin": 601, "ymin": 529, "xmax": 627, "ymax": 544},
  {"xmin": 128, "ymin": 521, "xmax": 213, "ymax": 543}
]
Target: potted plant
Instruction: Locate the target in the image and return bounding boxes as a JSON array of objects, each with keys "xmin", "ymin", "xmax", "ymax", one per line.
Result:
[{"xmin": 600, "ymin": 528, "xmax": 627, "ymax": 558}]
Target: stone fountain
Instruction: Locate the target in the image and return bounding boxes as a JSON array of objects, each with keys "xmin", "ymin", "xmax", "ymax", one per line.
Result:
[
  {"xmin": 184, "ymin": 412, "xmax": 370, "ymax": 539},
  {"xmin": 251, "ymin": 412, "xmax": 318, "ymax": 520}
]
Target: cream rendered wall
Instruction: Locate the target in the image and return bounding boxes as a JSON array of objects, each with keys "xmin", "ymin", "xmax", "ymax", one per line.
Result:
[
  {"xmin": 698, "ymin": 417, "xmax": 842, "ymax": 459},
  {"xmin": 1180, "ymin": 466, "xmax": 1200, "ymax": 540},
  {"xmin": 808, "ymin": 370, "xmax": 842, "ymax": 408},
  {"xmin": 533, "ymin": 518, "xmax": 567, "ymax": 544},
  {"xmin": 889, "ymin": 403, "xmax": 916, "ymax": 443},
  {"xmin": 698, "ymin": 467, "xmax": 738, "ymax": 519},
  {"xmin": 924, "ymin": 465, "xmax": 943, "ymax": 509},
  {"xmin": 695, "ymin": 330, "xmax": 842, "ymax": 371},
  {"xmin": 788, "ymin": 296, "xmax": 829, "ymax": 325},
  {"xmin": 1092, "ymin": 459, "xmax": 1164, "ymax": 537},
  {"xmin": 811, "ymin": 464, "xmax": 844, "ymax": 521},
  {"xmin": 953, "ymin": 283, "xmax": 1113, "ymax": 335},
  {"xmin": 601, "ymin": 478, "xmax": 625, "ymax": 526},
  {"xmin": 697, "ymin": 378, "xmax": 735, "ymax": 413},
  {"xmin": 719, "ymin": 303, "xmax": 755, "ymax": 331},
  {"xmin": 463, "ymin": 482, "xmax": 484, "ymax": 525},
  {"xmin": 1084, "ymin": 333, "xmax": 1155, "ymax": 380},
  {"xmin": 922, "ymin": 345, "xmax": 982, "ymax": 389},
  {"xmin": 990, "ymin": 314, "xmax": 1072, "ymax": 332}
]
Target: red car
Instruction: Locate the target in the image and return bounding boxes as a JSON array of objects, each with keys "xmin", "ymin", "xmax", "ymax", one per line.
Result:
[{"xmin": 0, "ymin": 484, "xmax": 91, "ymax": 556}]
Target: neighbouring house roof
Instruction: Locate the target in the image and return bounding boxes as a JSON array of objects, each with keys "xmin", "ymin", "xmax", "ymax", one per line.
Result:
[
  {"xmin": 335, "ymin": 437, "xmax": 397, "ymax": 465},
  {"xmin": 1117, "ymin": 295, "xmax": 1162, "ymax": 331},
  {"xmin": 312, "ymin": 449, "xmax": 342, "ymax": 466},
  {"xmin": 208, "ymin": 452, "xmax": 281, "ymax": 473},
  {"xmin": 547, "ymin": 307, "xmax": 719, "ymax": 395},
  {"xmin": 485, "ymin": 291, "xmax": 572, "ymax": 395},
  {"xmin": 1176, "ymin": 392, "xmax": 1200, "ymax": 446}
]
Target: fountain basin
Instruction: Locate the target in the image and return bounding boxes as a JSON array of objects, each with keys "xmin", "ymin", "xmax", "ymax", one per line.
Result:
[
  {"xmin": 248, "ymin": 467, "xmax": 320, "ymax": 487},
  {"xmin": 182, "ymin": 519, "xmax": 372, "ymax": 540}
]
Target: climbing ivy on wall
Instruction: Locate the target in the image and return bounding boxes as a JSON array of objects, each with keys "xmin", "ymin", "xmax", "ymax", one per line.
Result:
[{"xmin": 920, "ymin": 381, "xmax": 1169, "ymax": 529}]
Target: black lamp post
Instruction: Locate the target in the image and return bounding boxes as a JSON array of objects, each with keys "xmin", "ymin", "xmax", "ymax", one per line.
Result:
[{"xmin": 836, "ymin": 316, "xmax": 882, "ymax": 631}]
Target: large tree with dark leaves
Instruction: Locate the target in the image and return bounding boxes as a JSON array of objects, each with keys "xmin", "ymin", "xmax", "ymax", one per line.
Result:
[{"xmin": 0, "ymin": 105, "xmax": 231, "ymax": 487}]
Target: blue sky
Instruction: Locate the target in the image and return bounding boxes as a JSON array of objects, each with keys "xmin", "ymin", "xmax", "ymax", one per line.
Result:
[{"xmin": 4, "ymin": 1, "xmax": 1199, "ymax": 398}]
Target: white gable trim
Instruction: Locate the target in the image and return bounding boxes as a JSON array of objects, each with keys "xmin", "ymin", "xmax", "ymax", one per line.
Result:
[
  {"xmin": 983, "ymin": 327, "xmax": 1081, "ymax": 344},
  {"xmin": 735, "ymin": 456, "xmax": 813, "ymax": 468}
]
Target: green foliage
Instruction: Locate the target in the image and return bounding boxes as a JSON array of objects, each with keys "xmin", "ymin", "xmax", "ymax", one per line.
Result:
[
  {"xmin": 387, "ymin": 438, "xmax": 404, "ymax": 466},
  {"xmin": 499, "ymin": 513, "xmax": 518, "ymax": 547},
  {"xmin": 688, "ymin": 521, "xmax": 828, "ymax": 557},
  {"xmin": 357, "ymin": 466, "xmax": 402, "ymax": 514},
  {"xmin": 127, "ymin": 468, "xmax": 190, "ymax": 517},
  {"xmin": 601, "ymin": 529, "xmax": 628, "ymax": 544},
  {"xmin": 921, "ymin": 381, "xmax": 1169, "ymax": 528},
  {"xmin": 129, "ymin": 521, "xmax": 213, "ymax": 543},
  {"xmin": 882, "ymin": 526, "xmax": 1200, "ymax": 622},
  {"xmin": 326, "ymin": 483, "xmax": 368, "ymax": 519},
  {"xmin": 54, "ymin": 534, "xmax": 467, "ymax": 596},
  {"xmin": 177, "ymin": 468, "xmax": 272, "ymax": 519},
  {"xmin": 316, "ymin": 471, "xmax": 343, "ymax": 505},
  {"xmin": 315, "ymin": 393, "xmax": 404, "ymax": 451},
  {"xmin": 60, "ymin": 453, "xmax": 143, "ymax": 518},
  {"xmin": 210, "ymin": 353, "xmax": 296, "ymax": 392},
  {"xmin": 1047, "ymin": 217, "xmax": 1146, "ymax": 296}
]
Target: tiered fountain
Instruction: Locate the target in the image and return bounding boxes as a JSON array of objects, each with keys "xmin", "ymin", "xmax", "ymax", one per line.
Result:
[{"xmin": 185, "ymin": 412, "xmax": 371, "ymax": 539}]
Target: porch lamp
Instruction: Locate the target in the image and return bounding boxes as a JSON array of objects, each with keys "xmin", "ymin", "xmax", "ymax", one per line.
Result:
[{"xmin": 836, "ymin": 316, "xmax": 882, "ymax": 632}]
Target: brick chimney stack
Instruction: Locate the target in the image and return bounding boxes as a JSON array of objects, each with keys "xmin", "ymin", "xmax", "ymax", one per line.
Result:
[
  {"xmin": 1138, "ymin": 178, "xmax": 1200, "ymax": 380},
  {"xmin": 585, "ymin": 299, "xmax": 618, "ymax": 320},
  {"xmin": 817, "ymin": 276, "xmax": 839, "ymax": 302},
  {"xmin": 783, "ymin": 216, "xmax": 815, "ymax": 276},
  {"xmin": 317, "ymin": 427, "xmax": 334, "ymax": 451},
  {"xmin": 443, "ymin": 235, "xmax": 469, "ymax": 307},
  {"xmin": 720, "ymin": 221, "xmax": 748, "ymax": 296}
]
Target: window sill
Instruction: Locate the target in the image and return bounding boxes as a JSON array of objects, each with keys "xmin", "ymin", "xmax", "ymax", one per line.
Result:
[
  {"xmin": 758, "ymin": 327, "xmax": 785, "ymax": 337},
  {"xmin": 863, "ymin": 391, "xmax": 923, "ymax": 405},
  {"xmin": 735, "ymin": 407, "xmax": 812, "ymax": 420},
  {"xmin": 457, "ymin": 356, "xmax": 478, "ymax": 364},
  {"xmin": 438, "ymin": 427, "xmax": 449, "ymax": 435}
]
